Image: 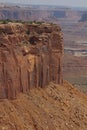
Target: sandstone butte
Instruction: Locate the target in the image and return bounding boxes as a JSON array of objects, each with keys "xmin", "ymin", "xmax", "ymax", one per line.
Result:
[
  {"xmin": 0, "ymin": 22, "xmax": 87, "ymax": 130},
  {"xmin": 0, "ymin": 22, "xmax": 63, "ymax": 99}
]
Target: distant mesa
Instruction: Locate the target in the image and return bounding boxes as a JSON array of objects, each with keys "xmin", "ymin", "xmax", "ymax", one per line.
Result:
[{"xmin": 79, "ymin": 12, "xmax": 87, "ymax": 22}]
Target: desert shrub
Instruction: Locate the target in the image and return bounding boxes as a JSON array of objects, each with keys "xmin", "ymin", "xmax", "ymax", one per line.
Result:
[{"xmin": 0, "ymin": 19, "xmax": 12, "ymax": 24}]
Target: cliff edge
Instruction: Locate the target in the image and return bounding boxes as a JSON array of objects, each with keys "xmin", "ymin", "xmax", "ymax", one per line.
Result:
[
  {"xmin": 0, "ymin": 22, "xmax": 63, "ymax": 99},
  {"xmin": 0, "ymin": 22, "xmax": 87, "ymax": 130}
]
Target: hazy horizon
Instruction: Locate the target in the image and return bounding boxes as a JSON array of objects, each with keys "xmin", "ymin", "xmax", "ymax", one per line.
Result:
[{"xmin": 1, "ymin": 0, "xmax": 87, "ymax": 8}]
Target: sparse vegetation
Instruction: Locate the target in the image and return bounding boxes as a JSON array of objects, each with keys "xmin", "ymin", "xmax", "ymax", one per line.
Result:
[
  {"xmin": 0, "ymin": 19, "xmax": 45, "ymax": 25},
  {"xmin": 27, "ymin": 20, "xmax": 45, "ymax": 25},
  {"xmin": 0, "ymin": 19, "xmax": 12, "ymax": 24}
]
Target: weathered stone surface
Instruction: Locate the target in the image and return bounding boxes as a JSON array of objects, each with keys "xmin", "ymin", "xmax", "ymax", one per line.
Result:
[{"xmin": 0, "ymin": 23, "xmax": 63, "ymax": 99}]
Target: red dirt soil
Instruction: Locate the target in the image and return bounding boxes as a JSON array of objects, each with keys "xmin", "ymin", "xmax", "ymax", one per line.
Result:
[{"xmin": 0, "ymin": 81, "xmax": 87, "ymax": 130}]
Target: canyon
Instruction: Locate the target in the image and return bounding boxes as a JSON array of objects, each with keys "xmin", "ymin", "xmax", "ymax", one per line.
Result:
[
  {"xmin": 0, "ymin": 4, "xmax": 87, "ymax": 130},
  {"xmin": 0, "ymin": 4, "xmax": 87, "ymax": 93}
]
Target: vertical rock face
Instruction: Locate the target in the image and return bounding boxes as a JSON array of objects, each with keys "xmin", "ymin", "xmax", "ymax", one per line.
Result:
[{"xmin": 0, "ymin": 23, "xmax": 63, "ymax": 99}]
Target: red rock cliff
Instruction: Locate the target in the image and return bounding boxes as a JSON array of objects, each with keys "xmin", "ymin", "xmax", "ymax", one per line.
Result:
[{"xmin": 0, "ymin": 23, "xmax": 63, "ymax": 99}]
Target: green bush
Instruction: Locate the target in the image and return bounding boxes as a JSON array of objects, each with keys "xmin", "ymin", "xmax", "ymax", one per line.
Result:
[{"xmin": 0, "ymin": 19, "xmax": 12, "ymax": 24}]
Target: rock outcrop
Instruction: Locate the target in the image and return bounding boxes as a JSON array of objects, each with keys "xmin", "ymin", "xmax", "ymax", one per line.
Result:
[{"xmin": 0, "ymin": 22, "xmax": 63, "ymax": 99}]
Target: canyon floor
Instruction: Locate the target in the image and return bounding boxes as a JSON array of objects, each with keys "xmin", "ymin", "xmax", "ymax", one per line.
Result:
[{"xmin": 0, "ymin": 81, "xmax": 87, "ymax": 130}]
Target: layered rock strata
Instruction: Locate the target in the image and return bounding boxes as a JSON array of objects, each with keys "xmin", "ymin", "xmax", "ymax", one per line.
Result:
[{"xmin": 0, "ymin": 23, "xmax": 63, "ymax": 99}]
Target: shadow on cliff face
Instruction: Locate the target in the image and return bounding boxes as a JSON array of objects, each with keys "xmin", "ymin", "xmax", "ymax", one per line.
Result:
[{"xmin": 29, "ymin": 36, "xmax": 39, "ymax": 45}]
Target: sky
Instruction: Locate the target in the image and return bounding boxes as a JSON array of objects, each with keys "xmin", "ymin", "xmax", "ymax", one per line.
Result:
[{"xmin": 1, "ymin": 0, "xmax": 87, "ymax": 7}]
